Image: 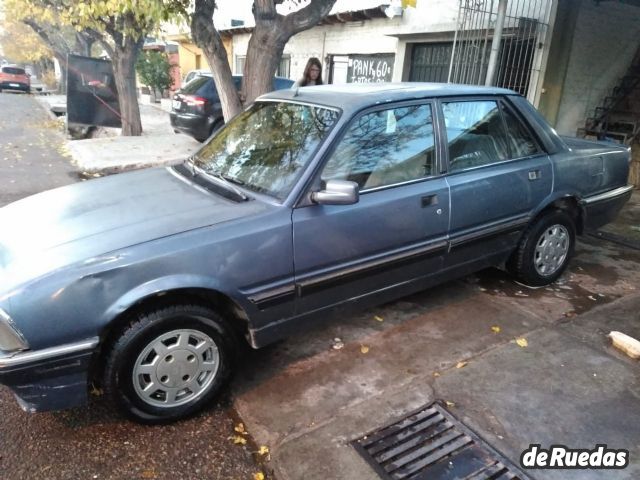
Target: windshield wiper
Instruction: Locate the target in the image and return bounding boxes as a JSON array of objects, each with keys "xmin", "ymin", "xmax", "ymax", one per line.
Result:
[
  {"xmin": 185, "ymin": 155, "xmax": 197, "ymax": 176},
  {"xmin": 220, "ymin": 173, "xmax": 244, "ymax": 186},
  {"xmin": 203, "ymin": 169, "xmax": 249, "ymax": 201}
]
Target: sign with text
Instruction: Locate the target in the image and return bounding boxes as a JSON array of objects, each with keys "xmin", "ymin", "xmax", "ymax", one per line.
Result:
[{"xmin": 347, "ymin": 54, "xmax": 395, "ymax": 83}]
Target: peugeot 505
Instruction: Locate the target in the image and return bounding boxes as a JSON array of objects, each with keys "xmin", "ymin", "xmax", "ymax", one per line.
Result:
[{"xmin": 0, "ymin": 83, "xmax": 633, "ymax": 423}]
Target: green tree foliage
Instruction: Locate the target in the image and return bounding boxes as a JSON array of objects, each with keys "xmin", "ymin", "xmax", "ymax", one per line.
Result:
[{"xmin": 136, "ymin": 50, "xmax": 175, "ymax": 93}]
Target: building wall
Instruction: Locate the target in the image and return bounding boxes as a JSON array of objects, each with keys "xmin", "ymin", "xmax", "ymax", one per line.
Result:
[
  {"xmin": 172, "ymin": 36, "xmax": 234, "ymax": 84},
  {"xmin": 554, "ymin": 0, "xmax": 640, "ymax": 136},
  {"xmin": 229, "ymin": 0, "xmax": 468, "ymax": 81},
  {"xmin": 232, "ymin": 16, "xmax": 402, "ymax": 81}
]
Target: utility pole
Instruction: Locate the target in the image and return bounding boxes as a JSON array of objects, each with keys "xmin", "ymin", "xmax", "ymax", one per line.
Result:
[{"xmin": 485, "ymin": 0, "xmax": 508, "ymax": 86}]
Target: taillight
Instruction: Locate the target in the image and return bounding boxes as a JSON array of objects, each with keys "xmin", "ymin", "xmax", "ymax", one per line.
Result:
[{"xmin": 184, "ymin": 95, "xmax": 207, "ymax": 106}]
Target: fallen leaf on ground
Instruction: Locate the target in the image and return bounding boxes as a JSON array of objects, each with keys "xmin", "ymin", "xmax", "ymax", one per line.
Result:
[
  {"xmin": 360, "ymin": 345, "xmax": 370, "ymax": 354},
  {"xmin": 374, "ymin": 315, "xmax": 384, "ymax": 322},
  {"xmin": 258, "ymin": 446, "xmax": 270, "ymax": 455},
  {"xmin": 332, "ymin": 338, "xmax": 344, "ymax": 350},
  {"xmin": 491, "ymin": 326, "xmax": 501, "ymax": 334},
  {"xmin": 456, "ymin": 361, "xmax": 468, "ymax": 369},
  {"xmin": 232, "ymin": 435, "xmax": 247, "ymax": 445},
  {"xmin": 234, "ymin": 423, "xmax": 246, "ymax": 434},
  {"xmin": 141, "ymin": 470, "xmax": 156, "ymax": 479},
  {"xmin": 516, "ymin": 337, "xmax": 528, "ymax": 348},
  {"xmin": 563, "ymin": 311, "xmax": 577, "ymax": 318},
  {"xmin": 254, "ymin": 473, "xmax": 265, "ymax": 480},
  {"xmin": 445, "ymin": 401, "xmax": 456, "ymax": 407},
  {"xmin": 433, "ymin": 372, "xmax": 441, "ymax": 377}
]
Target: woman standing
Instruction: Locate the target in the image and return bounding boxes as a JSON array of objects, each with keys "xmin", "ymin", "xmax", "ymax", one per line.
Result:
[{"xmin": 293, "ymin": 57, "xmax": 324, "ymax": 87}]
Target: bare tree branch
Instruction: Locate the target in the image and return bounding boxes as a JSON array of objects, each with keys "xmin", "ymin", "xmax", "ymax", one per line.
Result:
[{"xmin": 281, "ymin": 0, "xmax": 336, "ymax": 36}]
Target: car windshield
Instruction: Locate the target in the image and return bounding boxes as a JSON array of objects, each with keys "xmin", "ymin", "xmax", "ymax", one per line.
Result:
[{"xmin": 193, "ymin": 101, "xmax": 340, "ymax": 200}]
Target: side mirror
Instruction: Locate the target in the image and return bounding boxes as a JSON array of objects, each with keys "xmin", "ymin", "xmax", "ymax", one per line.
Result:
[{"xmin": 311, "ymin": 180, "xmax": 359, "ymax": 205}]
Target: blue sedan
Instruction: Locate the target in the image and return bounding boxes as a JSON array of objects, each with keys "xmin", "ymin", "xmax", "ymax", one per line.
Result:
[{"xmin": 0, "ymin": 83, "xmax": 633, "ymax": 422}]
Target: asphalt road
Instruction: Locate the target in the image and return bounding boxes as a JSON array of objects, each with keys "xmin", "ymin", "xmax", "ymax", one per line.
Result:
[{"xmin": 0, "ymin": 92, "xmax": 259, "ymax": 480}]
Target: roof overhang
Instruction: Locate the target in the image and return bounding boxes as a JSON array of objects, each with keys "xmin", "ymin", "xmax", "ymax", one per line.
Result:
[{"xmin": 218, "ymin": 4, "xmax": 393, "ymax": 36}]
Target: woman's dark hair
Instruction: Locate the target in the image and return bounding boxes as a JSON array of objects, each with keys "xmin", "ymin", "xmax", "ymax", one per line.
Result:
[{"xmin": 300, "ymin": 57, "xmax": 323, "ymax": 86}]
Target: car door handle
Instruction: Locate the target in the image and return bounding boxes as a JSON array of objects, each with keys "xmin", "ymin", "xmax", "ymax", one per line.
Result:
[
  {"xmin": 528, "ymin": 170, "xmax": 542, "ymax": 181},
  {"xmin": 421, "ymin": 194, "xmax": 439, "ymax": 207}
]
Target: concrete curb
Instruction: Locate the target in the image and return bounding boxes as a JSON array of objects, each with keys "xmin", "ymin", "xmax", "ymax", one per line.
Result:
[
  {"xmin": 65, "ymin": 134, "xmax": 201, "ymax": 175},
  {"xmin": 33, "ymin": 95, "xmax": 61, "ymax": 122}
]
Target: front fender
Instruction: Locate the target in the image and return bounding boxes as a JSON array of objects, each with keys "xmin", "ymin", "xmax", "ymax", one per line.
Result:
[{"xmin": 100, "ymin": 274, "xmax": 251, "ymax": 327}]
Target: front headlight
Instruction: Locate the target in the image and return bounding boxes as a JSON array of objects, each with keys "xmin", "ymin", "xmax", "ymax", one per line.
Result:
[{"xmin": 0, "ymin": 308, "xmax": 29, "ymax": 352}]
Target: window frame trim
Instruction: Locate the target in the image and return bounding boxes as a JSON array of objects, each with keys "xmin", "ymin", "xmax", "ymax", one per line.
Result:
[
  {"xmin": 311, "ymin": 98, "xmax": 444, "ymax": 197},
  {"xmin": 437, "ymin": 95, "xmax": 549, "ymax": 176}
]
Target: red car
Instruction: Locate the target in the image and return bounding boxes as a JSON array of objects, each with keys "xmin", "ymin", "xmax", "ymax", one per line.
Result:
[{"xmin": 0, "ymin": 65, "xmax": 30, "ymax": 93}]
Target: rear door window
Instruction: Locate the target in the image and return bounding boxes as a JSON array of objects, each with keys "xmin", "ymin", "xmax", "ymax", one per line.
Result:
[
  {"xmin": 500, "ymin": 103, "xmax": 542, "ymax": 158},
  {"xmin": 442, "ymin": 100, "xmax": 510, "ymax": 172}
]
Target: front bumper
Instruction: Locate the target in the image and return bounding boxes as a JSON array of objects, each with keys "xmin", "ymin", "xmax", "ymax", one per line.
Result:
[
  {"xmin": 582, "ymin": 184, "xmax": 634, "ymax": 231},
  {"xmin": 0, "ymin": 338, "xmax": 98, "ymax": 412}
]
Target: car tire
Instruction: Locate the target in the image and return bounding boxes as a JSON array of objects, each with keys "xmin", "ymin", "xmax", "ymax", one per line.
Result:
[
  {"xmin": 507, "ymin": 210, "xmax": 576, "ymax": 287},
  {"xmin": 103, "ymin": 304, "xmax": 235, "ymax": 424}
]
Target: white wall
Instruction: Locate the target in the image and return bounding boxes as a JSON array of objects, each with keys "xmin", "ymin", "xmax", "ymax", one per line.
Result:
[
  {"xmin": 231, "ymin": 0, "xmax": 463, "ymax": 82},
  {"xmin": 555, "ymin": 0, "xmax": 640, "ymax": 136},
  {"xmin": 233, "ymin": 16, "xmax": 403, "ymax": 81}
]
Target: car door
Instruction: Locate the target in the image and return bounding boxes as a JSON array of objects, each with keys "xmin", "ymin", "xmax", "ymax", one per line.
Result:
[
  {"xmin": 292, "ymin": 102, "xmax": 450, "ymax": 315},
  {"xmin": 440, "ymin": 97, "xmax": 553, "ymax": 268}
]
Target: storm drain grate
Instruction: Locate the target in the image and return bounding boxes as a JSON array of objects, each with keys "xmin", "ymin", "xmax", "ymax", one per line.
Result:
[{"xmin": 351, "ymin": 401, "xmax": 528, "ymax": 480}]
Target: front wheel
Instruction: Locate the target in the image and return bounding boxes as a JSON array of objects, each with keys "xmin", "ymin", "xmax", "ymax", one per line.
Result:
[
  {"xmin": 507, "ymin": 210, "xmax": 576, "ymax": 286},
  {"xmin": 103, "ymin": 304, "xmax": 235, "ymax": 424}
]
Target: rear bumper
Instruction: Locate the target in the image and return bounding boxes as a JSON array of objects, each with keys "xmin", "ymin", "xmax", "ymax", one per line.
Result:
[
  {"xmin": 0, "ymin": 338, "xmax": 98, "ymax": 412},
  {"xmin": 0, "ymin": 81, "xmax": 29, "ymax": 92},
  {"xmin": 170, "ymin": 111, "xmax": 213, "ymax": 141},
  {"xmin": 582, "ymin": 184, "xmax": 634, "ymax": 231}
]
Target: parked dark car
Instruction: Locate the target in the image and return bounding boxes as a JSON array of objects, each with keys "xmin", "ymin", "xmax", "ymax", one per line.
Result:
[
  {"xmin": 182, "ymin": 69, "xmax": 210, "ymax": 85},
  {"xmin": 170, "ymin": 74, "xmax": 294, "ymax": 141},
  {"xmin": 0, "ymin": 65, "xmax": 30, "ymax": 93},
  {"xmin": 0, "ymin": 83, "xmax": 633, "ymax": 423}
]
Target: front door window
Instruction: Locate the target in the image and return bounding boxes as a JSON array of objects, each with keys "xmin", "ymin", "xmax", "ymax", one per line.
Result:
[{"xmin": 321, "ymin": 104, "xmax": 436, "ymax": 190}]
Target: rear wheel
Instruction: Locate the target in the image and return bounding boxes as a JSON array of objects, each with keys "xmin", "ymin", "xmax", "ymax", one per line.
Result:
[
  {"xmin": 507, "ymin": 210, "xmax": 576, "ymax": 286},
  {"xmin": 103, "ymin": 304, "xmax": 235, "ymax": 424}
]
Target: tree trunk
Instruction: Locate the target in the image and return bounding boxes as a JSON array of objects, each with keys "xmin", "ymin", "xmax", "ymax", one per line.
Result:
[
  {"xmin": 74, "ymin": 32, "xmax": 95, "ymax": 58},
  {"xmin": 112, "ymin": 43, "xmax": 143, "ymax": 136},
  {"xmin": 243, "ymin": 24, "xmax": 286, "ymax": 106},
  {"xmin": 192, "ymin": 0, "xmax": 243, "ymax": 121},
  {"xmin": 52, "ymin": 52, "xmax": 68, "ymax": 94},
  {"xmin": 203, "ymin": 43, "xmax": 243, "ymax": 121}
]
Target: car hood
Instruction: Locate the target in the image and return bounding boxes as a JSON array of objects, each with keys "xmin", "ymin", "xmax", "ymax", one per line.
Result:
[{"xmin": 0, "ymin": 167, "xmax": 270, "ymax": 288}]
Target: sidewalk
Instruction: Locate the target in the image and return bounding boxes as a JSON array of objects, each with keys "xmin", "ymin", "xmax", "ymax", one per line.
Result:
[
  {"xmin": 229, "ymin": 194, "xmax": 640, "ymax": 480},
  {"xmin": 236, "ymin": 292, "xmax": 640, "ymax": 480},
  {"xmin": 36, "ymin": 95, "xmax": 200, "ymax": 175}
]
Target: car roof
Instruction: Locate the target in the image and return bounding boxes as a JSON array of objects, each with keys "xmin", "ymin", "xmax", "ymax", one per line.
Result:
[{"xmin": 259, "ymin": 82, "xmax": 517, "ymax": 111}]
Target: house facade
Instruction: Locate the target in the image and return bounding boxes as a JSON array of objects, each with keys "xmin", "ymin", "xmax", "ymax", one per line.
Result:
[{"xmin": 230, "ymin": 1, "xmax": 636, "ymax": 129}]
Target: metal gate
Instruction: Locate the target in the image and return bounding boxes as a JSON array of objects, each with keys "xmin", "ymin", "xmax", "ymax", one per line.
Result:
[{"xmin": 448, "ymin": 0, "xmax": 554, "ymax": 102}]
